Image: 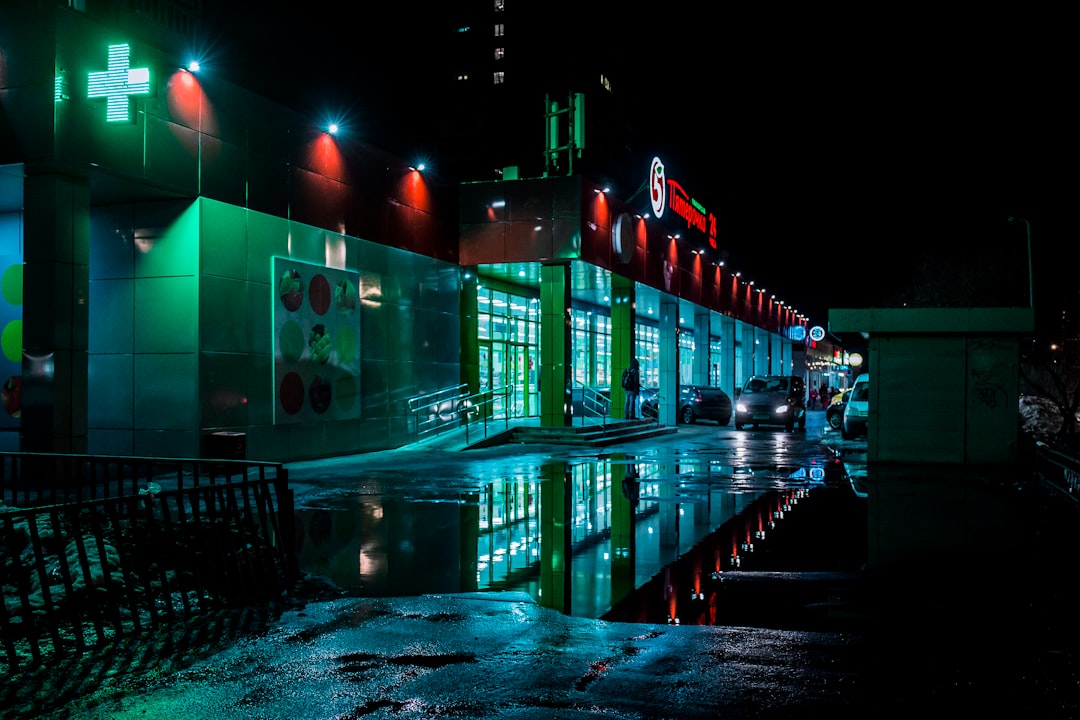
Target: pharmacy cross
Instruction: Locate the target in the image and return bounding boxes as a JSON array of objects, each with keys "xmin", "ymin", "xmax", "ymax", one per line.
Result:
[{"xmin": 87, "ymin": 44, "xmax": 150, "ymax": 123}]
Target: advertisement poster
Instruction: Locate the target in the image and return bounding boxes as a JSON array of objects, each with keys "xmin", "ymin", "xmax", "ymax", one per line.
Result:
[
  {"xmin": 273, "ymin": 257, "xmax": 361, "ymax": 424},
  {"xmin": 0, "ymin": 257, "xmax": 21, "ymax": 432}
]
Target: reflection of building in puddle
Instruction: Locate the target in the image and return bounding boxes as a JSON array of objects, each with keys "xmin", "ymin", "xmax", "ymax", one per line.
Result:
[
  {"xmin": 602, "ymin": 485, "xmax": 868, "ymax": 628},
  {"xmin": 291, "ymin": 457, "xmax": 857, "ymax": 621},
  {"xmin": 294, "ymin": 497, "xmax": 480, "ymax": 596}
]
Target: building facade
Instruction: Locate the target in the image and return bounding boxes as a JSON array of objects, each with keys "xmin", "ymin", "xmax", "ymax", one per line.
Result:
[{"xmin": 0, "ymin": 2, "xmax": 838, "ymax": 463}]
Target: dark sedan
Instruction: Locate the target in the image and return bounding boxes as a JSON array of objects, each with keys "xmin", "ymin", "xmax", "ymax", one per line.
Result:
[{"xmin": 642, "ymin": 385, "xmax": 733, "ymax": 425}]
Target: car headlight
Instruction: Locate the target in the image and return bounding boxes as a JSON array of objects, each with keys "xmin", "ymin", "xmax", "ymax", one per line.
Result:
[
  {"xmin": 736, "ymin": 402, "xmax": 747, "ymax": 412},
  {"xmin": 777, "ymin": 405, "xmax": 789, "ymax": 414}
]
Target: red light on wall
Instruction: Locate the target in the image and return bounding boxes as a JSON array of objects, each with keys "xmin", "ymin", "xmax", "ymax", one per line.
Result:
[
  {"xmin": 307, "ymin": 133, "xmax": 344, "ymax": 179},
  {"xmin": 166, "ymin": 69, "xmax": 217, "ymax": 157},
  {"xmin": 398, "ymin": 168, "xmax": 432, "ymax": 213}
]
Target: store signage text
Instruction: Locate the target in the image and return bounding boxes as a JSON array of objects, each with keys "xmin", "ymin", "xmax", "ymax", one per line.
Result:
[{"xmin": 649, "ymin": 156, "xmax": 717, "ymax": 248}]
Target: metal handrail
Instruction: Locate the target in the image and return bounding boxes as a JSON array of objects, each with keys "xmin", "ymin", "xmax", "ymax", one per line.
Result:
[
  {"xmin": 407, "ymin": 383, "xmax": 469, "ymax": 442},
  {"xmin": 574, "ymin": 382, "xmax": 611, "ymax": 427},
  {"xmin": 456, "ymin": 384, "xmax": 515, "ymax": 444}
]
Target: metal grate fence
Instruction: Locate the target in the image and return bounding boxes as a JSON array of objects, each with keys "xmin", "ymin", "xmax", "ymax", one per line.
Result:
[{"xmin": 0, "ymin": 453, "xmax": 297, "ymax": 676}]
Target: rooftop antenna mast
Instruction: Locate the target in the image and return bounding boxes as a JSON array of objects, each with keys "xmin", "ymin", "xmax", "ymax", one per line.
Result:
[{"xmin": 543, "ymin": 92, "xmax": 585, "ymax": 177}]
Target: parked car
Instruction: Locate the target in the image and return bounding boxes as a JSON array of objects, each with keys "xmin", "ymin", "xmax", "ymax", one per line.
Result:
[
  {"xmin": 841, "ymin": 373, "xmax": 869, "ymax": 439},
  {"xmin": 734, "ymin": 375, "xmax": 807, "ymax": 431},
  {"xmin": 641, "ymin": 385, "xmax": 733, "ymax": 425},
  {"xmin": 825, "ymin": 389, "xmax": 851, "ymax": 430}
]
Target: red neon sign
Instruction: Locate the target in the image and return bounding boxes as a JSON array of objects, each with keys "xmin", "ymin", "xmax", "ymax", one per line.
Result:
[{"xmin": 648, "ymin": 156, "xmax": 717, "ymax": 248}]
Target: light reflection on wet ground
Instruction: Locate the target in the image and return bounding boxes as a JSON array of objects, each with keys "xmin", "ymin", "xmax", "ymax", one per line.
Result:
[
  {"xmin": 286, "ymin": 412, "xmax": 1080, "ymax": 640},
  {"xmin": 289, "ymin": 414, "xmax": 874, "ymax": 624}
]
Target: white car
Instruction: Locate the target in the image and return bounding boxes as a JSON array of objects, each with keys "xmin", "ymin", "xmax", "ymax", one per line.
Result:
[{"xmin": 841, "ymin": 373, "xmax": 869, "ymax": 439}]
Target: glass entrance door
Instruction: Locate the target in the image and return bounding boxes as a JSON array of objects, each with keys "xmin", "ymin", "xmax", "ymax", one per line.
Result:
[{"xmin": 479, "ymin": 340, "xmax": 538, "ymax": 419}]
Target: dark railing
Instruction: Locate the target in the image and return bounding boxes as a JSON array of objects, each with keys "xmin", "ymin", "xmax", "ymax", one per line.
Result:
[
  {"xmin": 407, "ymin": 383, "xmax": 470, "ymax": 443},
  {"xmin": 457, "ymin": 384, "xmax": 515, "ymax": 445},
  {"xmin": 407, "ymin": 384, "xmax": 517, "ymax": 446},
  {"xmin": 0, "ymin": 453, "xmax": 296, "ymax": 676},
  {"xmin": 574, "ymin": 384, "xmax": 611, "ymax": 427},
  {"xmin": 1034, "ymin": 441, "xmax": 1080, "ymax": 506}
]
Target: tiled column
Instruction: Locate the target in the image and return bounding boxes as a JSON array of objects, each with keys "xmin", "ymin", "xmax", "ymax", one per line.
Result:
[
  {"xmin": 21, "ymin": 167, "xmax": 89, "ymax": 453},
  {"xmin": 693, "ymin": 307, "xmax": 710, "ymax": 385},
  {"xmin": 753, "ymin": 327, "xmax": 769, "ymax": 375},
  {"xmin": 540, "ymin": 263, "xmax": 571, "ymax": 427},
  {"xmin": 740, "ymin": 322, "xmax": 758, "ymax": 380},
  {"xmin": 459, "ymin": 267, "xmax": 479, "ymax": 401},
  {"xmin": 657, "ymin": 294, "xmax": 678, "ymax": 426},
  {"xmin": 771, "ymin": 333, "xmax": 785, "ymax": 374},
  {"xmin": 720, "ymin": 315, "xmax": 737, "ymax": 397},
  {"xmin": 610, "ymin": 274, "xmax": 635, "ymax": 419}
]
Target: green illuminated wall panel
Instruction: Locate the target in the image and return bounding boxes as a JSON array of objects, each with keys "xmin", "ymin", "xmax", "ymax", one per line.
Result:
[
  {"xmin": 200, "ymin": 198, "xmax": 248, "ymax": 279},
  {"xmin": 244, "ymin": 276, "xmax": 272, "ymax": 355},
  {"xmin": 246, "ymin": 211, "xmax": 289, "ymax": 283},
  {"xmin": 282, "ymin": 221, "xmax": 327, "ymax": 268},
  {"xmin": 133, "ymin": 276, "xmax": 198, "ymax": 353},
  {"xmin": 199, "ymin": 275, "xmax": 247, "ymax": 353},
  {"xmin": 85, "ymin": 189, "xmax": 463, "ymax": 460},
  {"xmin": 133, "ymin": 203, "xmax": 199, "ymax": 278}
]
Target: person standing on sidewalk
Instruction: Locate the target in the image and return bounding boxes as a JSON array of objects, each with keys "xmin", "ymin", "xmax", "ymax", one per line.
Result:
[{"xmin": 621, "ymin": 358, "xmax": 641, "ymax": 419}]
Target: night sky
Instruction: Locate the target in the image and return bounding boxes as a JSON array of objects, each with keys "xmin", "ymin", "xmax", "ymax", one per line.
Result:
[{"xmin": 199, "ymin": 6, "xmax": 1073, "ymax": 339}]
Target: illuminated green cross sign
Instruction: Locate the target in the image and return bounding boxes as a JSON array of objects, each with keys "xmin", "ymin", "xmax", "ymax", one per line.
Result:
[{"xmin": 87, "ymin": 44, "xmax": 150, "ymax": 123}]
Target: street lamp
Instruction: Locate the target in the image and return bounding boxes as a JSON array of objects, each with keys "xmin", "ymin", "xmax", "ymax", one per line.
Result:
[{"xmin": 1008, "ymin": 216, "xmax": 1034, "ymax": 308}]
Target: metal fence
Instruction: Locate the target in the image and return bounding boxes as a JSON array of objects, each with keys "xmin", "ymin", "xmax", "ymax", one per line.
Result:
[
  {"xmin": 0, "ymin": 453, "xmax": 297, "ymax": 676},
  {"xmin": 1033, "ymin": 441, "xmax": 1080, "ymax": 506}
]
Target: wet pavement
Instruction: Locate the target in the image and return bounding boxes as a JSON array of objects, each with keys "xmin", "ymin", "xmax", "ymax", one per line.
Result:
[{"xmin": 21, "ymin": 412, "xmax": 1080, "ymax": 718}]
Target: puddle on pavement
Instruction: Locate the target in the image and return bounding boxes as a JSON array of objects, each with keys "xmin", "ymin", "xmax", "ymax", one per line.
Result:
[
  {"xmin": 295, "ymin": 449, "xmax": 865, "ymax": 623},
  {"xmin": 293, "ymin": 448, "xmax": 1072, "ymax": 630}
]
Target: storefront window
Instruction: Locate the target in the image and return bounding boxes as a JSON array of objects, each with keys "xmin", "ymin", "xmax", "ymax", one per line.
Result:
[{"xmin": 478, "ymin": 284, "xmax": 540, "ymax": 417}]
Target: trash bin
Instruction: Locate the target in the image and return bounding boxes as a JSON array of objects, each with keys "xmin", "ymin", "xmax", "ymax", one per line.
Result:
[{"xmin": 207, "ymin": 431, "xmax": 246, "ymax": 460}]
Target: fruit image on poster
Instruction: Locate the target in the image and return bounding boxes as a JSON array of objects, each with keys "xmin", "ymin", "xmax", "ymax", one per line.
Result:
[
  {"xmin": 0, "ymin": 258, "xmax": 22, "ymax": 430},
  {"xmin": 273, "ymin": 257, "xmax": 361, "ymax": 424}
]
